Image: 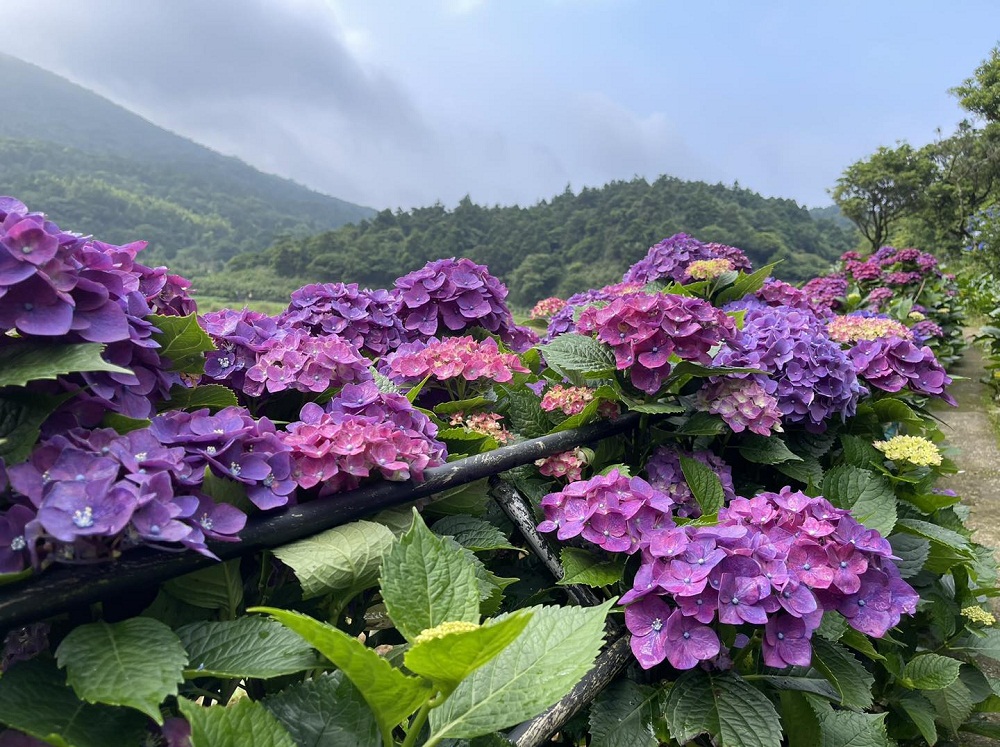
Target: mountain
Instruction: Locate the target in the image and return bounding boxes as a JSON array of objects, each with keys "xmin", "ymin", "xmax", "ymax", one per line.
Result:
[
  {"xmin": 0, "ymin": 54, "xmax": 374, "ymax": 274},
  {"xmin": 809, "ymin": 204, "xmax": 855, "ymax": 230},
  {"xmin": 200, "ymin": 177, "xmax": 859, "ymax": 308}
]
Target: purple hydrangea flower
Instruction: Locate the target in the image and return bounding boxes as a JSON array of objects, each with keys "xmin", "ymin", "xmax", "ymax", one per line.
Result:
[
  {"xmin": 848, "ymin": 336, "xmax": 956, "ymax": 405},
  {"xmin": 622, "ymin": 233, "xmax": 751, "ymax": 285}
]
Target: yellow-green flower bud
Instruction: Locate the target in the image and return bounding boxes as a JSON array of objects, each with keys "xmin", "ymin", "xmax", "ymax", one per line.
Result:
[
  {"xmin": 873, "ymin": 435, "xmax": 942, "ymax": 467},
  {"xmin": 414, "ymin": 620, "xmax": 480, "ymax": 644}
]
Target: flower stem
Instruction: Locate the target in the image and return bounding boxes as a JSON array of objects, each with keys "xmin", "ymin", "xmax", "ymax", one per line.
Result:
[{"xmin": 401, "ymin": 698, "xmax": 433, "ymax": 747}]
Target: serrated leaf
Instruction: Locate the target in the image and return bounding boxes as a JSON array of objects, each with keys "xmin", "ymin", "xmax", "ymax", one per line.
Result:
[
  {"xmin": 429, "ymin": 600, "xmax": 613, "ymax": 739},
  {"xmin": 812, "ymin": 704, "xmax": 892, "ymax": 747},
  {"xmin": 404, "ymin": 611, "xmax": 531, "ymax": 694},
  {"xmin": 274, "ymin": 520, "xmax": 395, "ymax": 600},
  {"xmin": 821, "ymin": 465, "xmax": 896, "ymax": 537},
  {"xmin": 839, "ymin": 434, "xmax": 883, "ymax": 469},
  {"xmin": 537, "ymin": 333, "xmax": 616, "ymax": 377},
  {"xmin": 870, "ymin": 398, "xmax": 924, "ymax": 427},
  {"xmin": 901, "ymin": 654, "xmax": 963, "ymax": 691},
  {"xmin": 815, "ymin": 612, "xmax": 849, "ymax": 641},
  {"xmin": 839, "ymin": 629, "xmax": 885, "ymax": 662},
  {"xmin": 432, "ymin": 515, "xmax": 517, "ymax": 552},
  {"xmin": 755, "ymin": 676, "xmax": 840, "ymax": 701},
  {"xmin": 714, "ymin": 263, "xmax": 779, "ymax": 305},
  {"xmin": 781, "ymin": 691, "xmax": 822, "ymax": 747},
  {"xmin": 679, "ymin": 455, "xmax": 725, "ymax": 515},
  {"xmin": 558, "ymin": 547, "xmax": 626, "ymax": 587},
  {"xmin": 899, "ymin": 692, "xmax": 938, "ymax": 745},
  {"xmin": 810, "ymin": 637, "xmax": 874, "ymax": 711},
  {"xmin": 0, "ymin": 658, "xmax": 148, "ymax": 747},
  {"xmin": 738, "ymin": 434, "xmax": 802, "ymax": 465},
  {"xmin": 500, "ymin": 386, "xmax": 553, "ymax": 439},
  {"xmin": 0, "ymin": 390, "xmax": 73, "ymax": 464},
  {"xmin": 895, "ymin": 518, "xmax": 974, "ymax": 573},
  {"xmin": 262, "ymin": 671, "xmax": 381, "ymax": 747},
  {"xmin": 672, "ymin": 411, "xmax": 728, "ymax": 436},
  {"xmin": 888, "ymin": 533, "xmax": 931, "ymax": 578},
  {"xmin": 178, "ymin": 617, "xmax": 323, "ymax": 679},
  {"xmin": 251, "ymin": 607, "xmax": 432, "ymax": 738},
  {"xmin": 664, "ymin": 670, "xmax": 782, "ymax": 747},
  {"xmin": 949, "ymin": 629, "xmax": 1000, "ymax": 662},
  {"xmin": 178, "ymin": 696, "xmax": 295, "ymax": 747},
  {"xmin": 926, "ymin": 677, "xmax": 976, "ymax": 735},
  {"xmin": 775, "ymin": 456, "xmax": 824, "ymax": 487},
  {"xmin": 433, "ymin": 396, "xmax": 492, "ymax": 416},
  {"xmin": 404, "ymin": 373, "xmax": 432, "ymax": 403},
  {"xmin": 55, "ymin": 618, "xmax": 187, "ymax": 723},
  {"xmin": 164, "ymin": 559, "xmax": 244, "ymax": 618},
  {"xmin": 101, "ymin": 412, "xmax": 152, "ymax": 435},
  {"xmin": 620, "ymin": 399, "xmax": 686, "ymax": 415},
  {"xmin": 161, "ymin": 383, "xmax": 239, "ymax": 411},
  {"xmin": 589, "ymin": 679, "xmax": 668, "ymax": 747},
  {"xmin": 0, "ymin": 341, "xmax": 132, "ymax": 388},
  {"xmin": 426, "ymin": 479, "xmax": 491, "ymax": 517},
  {"xmin": 380, "ymin": 509, "xmax": 481, "ymax": 641},
  {"xmin": 150, "ymin": 313, "xmax": 216, "ymax": 375}
]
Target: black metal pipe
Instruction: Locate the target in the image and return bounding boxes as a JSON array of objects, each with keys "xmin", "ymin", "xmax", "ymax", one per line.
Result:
[{"xmin": 0, "ymin": 413, "xmax": 639, "ymax": 629}]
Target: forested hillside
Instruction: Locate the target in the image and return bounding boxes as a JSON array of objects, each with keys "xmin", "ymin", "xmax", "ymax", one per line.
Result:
[
  {"xmin": 203, "ymin": 177, "xmax": 858, "ymax": 307},
  {"xmin": 0, "ymin": 54, "xmax": 373, "ymax": 274}
]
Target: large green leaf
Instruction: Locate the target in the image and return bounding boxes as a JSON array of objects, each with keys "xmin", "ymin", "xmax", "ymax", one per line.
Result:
[
  {"xmin": 926, "ymin": 677, "xmax": 976, "ymax": 736},
  {"xmin": 949, "ymin": 629, "xmax": 1000, "ymax": 662},
  {"xmin": 0, "ymin": 390, "xmax": 73, "ymax": 463},
  {"xmin": 251, "ymin": 607, "xmax": 432, "ymax": 737},
  {"xmin": 888, "ymin": 533, "xmax": 931, "ymax": 578},
  {"xmin": 273, "ymin": 520, "xmax": 395, "ymax": 600},
  {"xmin": 432, "ymin": 515, "xmax": 517, "ymax": 552},
  {"xmin": 679, "ymin": 455, "xmax": 725, "ymax": 515},
  {"xmin": 55, "ymin": 618, "xmax": 187, "ymax": 723},
  {"xmin": 901, "ymin": 654, "xmax": 963, "ymax": 691},
  {"xmin": 178, "ymin": 617, "xmax": 323, "ymax": 679},
  {"xmin": 0, "ymin": 658, "xmax": 148, "ymax": 747},
  {"xmin": 500, "ymin": 385, "xmax": 554, "ymax": 439},
  {"xmin": 149, "ymin": 313, "xmax": 216, "ymax": 375},
  {"xmin": 557, "ymin": 547, "xmax": 626, "ymax": 587},
  {"xmin": 839, "ymin": 434, "xmax": 883, "ymax": 469},
  {"xmin": 0, "ymin": 341, "xmax": 132, "ymax": 389},
  {"xmin": 428, "ymin": 600, "xmax": 613, "ymax": 739},
  {"xmin": 821, "ymin": 465, "xmax": 896, "ymax": 537},
  {"xmin": 589, "ymin": 680, "xmax": 668, "ymax": 747},
  {"xmin": 813, "ymin": 705, "xmax": 892, "ymax": 747},
  {"xmin": 164, "ymin": 559, "xmax": 244, "ymax": 618},
  {"xmin": 379, "ymin": 510, "xmax": 481, "ymax": 642},
  {"xmin": 537, "ymin": 333, "xmax": 616, "ymax": 378},
  {"xmin": 899, "ymin": 692, "xmax": 939, "ymax": 745},
  {"xmin": 262, "ymin": 671, "xmax": 381, "ymax": 747},
  {"xmin": 895, "ymin": 518, "xmax": 975, "ymax": 573},
  {"xmin": 810, "ymin": 637, "xmax": 874, "ymax": 711},
  {"xmin": 664, "ymin": 670, "xmax": 782, "ymax": 747},
  {"xmin": 403, "ymin": 611, "xmax": 531, "ymax": 694},
  {"xmin": 161, "ymin": 383, "xmax": 239, "ymax": 411},
  {"xmin": 714, "ymin": 263, "xmax": 779, "ymax": 305},
  {"xmin": 753, "ymin": 675, "xmax": 840, "ymax": 701},
  {"xmin": 738, "ymin": 434, "xmax": 802, "ymax": 465},
  {"xmin": 178, "ymin": 697, "xmax": 296, "ymax": 747}
]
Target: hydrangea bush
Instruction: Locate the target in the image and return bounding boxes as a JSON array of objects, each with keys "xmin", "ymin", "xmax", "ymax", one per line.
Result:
[{"xmin": 0, "ymin": 205, "xmax": 996, "ymax": 747}]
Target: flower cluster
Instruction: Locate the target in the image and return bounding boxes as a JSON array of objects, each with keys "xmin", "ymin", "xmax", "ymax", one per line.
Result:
[
  {"xmin": 753, "ymin": 278, "xmax": 830, "ymax": 318},
  {"xmin": 150, "ymin": 407, "xmax": 296, "ymax": 511},
  {"xmin": 644, "ymin": 446, "xmax": 738, "ymax": 518},
  {"xmin": 846, "ymin": 259, "xmax": 883, "ymax": 283},
  {"xmin": 393, "ymin": 257, "xmax": 535, "ymax": 351},
  {"xmin": 697, "ymin": 376, "xmax": 784, "ymax": 436},
  {"xmin": 886, "ymin": 271, "xmax": 922, "ymax": 286},
  {"xmin": 279, "ymin": 282, "xmax": 405, "ymax": 357},
  {"xmin": 540, "ymin": 385, "xmax": 596, "ymax": 416},
  {"xmin": 827, "ymin": 314, "xmax": 912, "ymax": 343},
  {"xmin": 529, "ymin": 296, "xmax": 567, "ymax": 320},
  {"xmin": 801, "ymin": 275, "xmax": 848, "ymax": 313},
  {"xmin": 544, "ymin": 281, "xmax": 646, "ymax": 340},
  {"xmin": 281, "ymin": 394, "xmax": 445, "ymax": 496},
  {"xmin": 686, "ymin": 258, "xmax": 734, "ymax": 280},
  {"xmin": 714, "ymin": 305, "xmax": 865, "ymax": 431},
  {"xmin": 244, "ymin": 329, "xmax": 372, "ymax": 397},
  {"xmin": 535, "ymin": 449, "xmax": 587, "ymax": 481},
  {"xmin": 623, "ymin": 234, "xmax": 751, "ymax": 285},
  {"xmin": 448, "ymin": 412, "xmax": 512, "ymax": 444},
  {"xmin": 848, "ymin": 336, "xmax": 956, "ymax": 404},
  {"xmin": 912, "ymin": 319, "xmax": 943, "ymax": 343},
  {"xmin": 547, "ymin": 480, "xmax": 918, "ymax": 671},
  {"xmin": 200, "ymin": 308, "xmax": 281, "ymax": 394},
  {"xmin": 576, "ymin": 292, "xmax": 739, "ymax": 394},
  {"xmin": 873, "ymin": 435, "xmax": 942, "ymax": 467},
  {"xmin": 864, "ymin": 287, "xmax": 894, "ymax": 310},
  {"xmin": 383, "ymin": 336, "xmax": 528, "ymax": 385}
]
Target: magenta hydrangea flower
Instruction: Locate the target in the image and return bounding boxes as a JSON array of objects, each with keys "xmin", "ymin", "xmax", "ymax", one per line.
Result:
[
  {"xmin": 382, "ymin": 335, "xmax": 528, "ymax": 385},
  {"xmin": 576, "ymin": 292, "xmax": 739, "ymax": 394},
  {"xmin": 848, "ymin": 336, "xmax": 956, "ymax": 405},
  {"xmin": 622, "ymin": 233, "xmax": 751, "ymax": 285},
  {"xmin": 801, "ymin": 274, "xmax": 849, "ymax": 313},
  {"xmin": 763, "ymin": 614, "xmax": 813, "ymax": 667},
  {"xmin": 644, "ymin": 446, "xmax": 738, "ymax": 518},
  {"xmin": 544, "ymin": 281, "xmax": 646, "ymax": 340},
  {"xmin": 697, "ymin": 376, "xmax": 784, "ymax": 436},
  {"xmin": 201, "ymin": 308, "xmax": 282, "ymax": 394}
]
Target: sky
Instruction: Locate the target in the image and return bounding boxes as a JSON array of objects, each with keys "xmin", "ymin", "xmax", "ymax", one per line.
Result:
[{"xmin": 1, "ymin": 0, "xmax": 999, "ymax": 211}]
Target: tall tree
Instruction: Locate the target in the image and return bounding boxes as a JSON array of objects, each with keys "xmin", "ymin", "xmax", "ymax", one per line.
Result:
[
  {"xmin": 951, "ymin": 45, "xmax": 1000, "ymax": 123},
  {"xmin": 831, "ymin": 143, "xmax": 934, "ymax": 251}
]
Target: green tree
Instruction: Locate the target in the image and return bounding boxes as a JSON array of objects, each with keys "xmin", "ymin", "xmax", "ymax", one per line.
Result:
[
  {"xmin": 831, "ymin": 143, "xmax": 934, "ymax": 251},
  {"xmin": 951, "ymin": 44, "xmax": 1000, "ymax": 123}
]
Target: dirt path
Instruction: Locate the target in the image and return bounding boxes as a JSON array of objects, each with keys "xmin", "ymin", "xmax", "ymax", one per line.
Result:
[{"xmin": 937, "ymin": 343, "xmax": 1000, "ymax": 558}]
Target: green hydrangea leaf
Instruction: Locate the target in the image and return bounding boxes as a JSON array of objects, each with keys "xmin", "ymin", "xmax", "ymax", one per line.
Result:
[
  {"xmin": 738, "ymin": 434, "xmax": 802, "ymax": 465},
  {"xmin": 178, "ymin": 617, "xmax": 323, "ymax": 679},
  {"xmin": 810, "ymin": 638, "xmax": 874, "ymax": 712},
  {"xmin": 178, "ymin": 696, "xmax": 296, "ymax": 747},
  {"xmin": 0, "ymin": 390, "xmax": 74, "ymax": 463},
  {"xmin": 163, "ymin": 559, "xmax": 244, "ymax": 617},
  {"xmin": 0, "ymin": 341, "xmax": 132, "ymax": 389},
  {"xmin": 432, "ymin": 515, "xmax": 517, "ymax": 552},
  {"xmin": 379, "ymin": 509, "xmax": 481, "ymax": 641},
  {"xmin": 262, "ymin": 671, "xmax": 381, "ymax": 747},
  {"xmin": 0, "ymin": 658, "xmax": 148, "ymax": 747},
  {"xmin": 55, "ymin": 618, "xmax": 187, "ymax": 723},
  {"xmin": 589, "ymin": 679, "xmax": 669, "ymax": 747},
  {"xmin": 250, "ymin": 607, "xmax": 433, "ymax": 738},
  {"xmin": 537, "ymin": 333, "xmax": 616, "ymax": 378},
  {"xmin": 901, "ymin": 654, "xmax": 963, "ymax": 691},
  {"xmin": 558, "ymin": 547, "xmax": 626, "ymax": 587},
  {"xmin": 428, "ymin": 600, "xmax": 613, "ymax": 739},
  {"xmin": 403, "ymin": 611, "xmax": 532, "ymax": 693},
  {"xmin": 679, "ymin": 455, "xmax": 725, "ymax": 515},
  {"xmin": 714, "ymin": 263, "xmax": 779, "ymax": 305},
  {"xmin": 274, "ymin": 520, "xmax": 396, "ymax": 600},
  {"xmin": 925, "ymin": 677, "xmax": 976, "ymax": 736},
  {"xmin": 898, "ymin": 692, "xmax": 938, "ymax": 745},
  {"xmin": 161, "ymin": 383, "xmax": 239, "ymax": 411},
  {"xmin": 150, "ymin": 313, "xmax": 216, "ymax": 375},
  {"xmin": 821, "ymin": 465, "xmax": 896, "ymax": 537},
  {"xmin": 664, "ymin": 670, "xmax": 782, "ymax": 747},
  {"xmin": 887, "ymin": 533, "xmax": 931, "ymax": 578}
]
